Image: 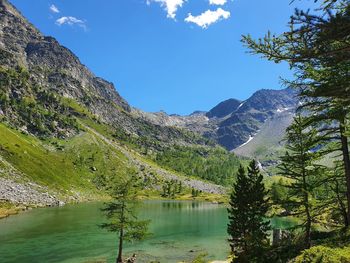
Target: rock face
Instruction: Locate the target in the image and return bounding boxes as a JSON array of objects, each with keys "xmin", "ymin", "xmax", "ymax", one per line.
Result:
[
  {"xmin": 0, "ymin": 0, "xmax": 207, "ymax": 146},
  {"xmin": 213, "ymin": 88, "xmax": 298, "ymax": 150},
  {"xmin": 0, "ymin": 0, "xmax": 129, "ymax": 113},
  {"xmin": 140, "ymin": 88, "xmax": 298, "ymax": 151},
  {"xmin": 25, "ymin": 36, "xmax": 130, "ymax": 111},
  {"xmin": 206, "ymin": 98, "xmax": 242, "ymax": 119}
]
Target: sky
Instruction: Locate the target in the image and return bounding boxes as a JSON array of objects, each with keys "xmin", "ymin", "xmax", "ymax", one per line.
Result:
[{"xmin": 10, "ymin": 0, "xmax": 317, "ymax": 115}]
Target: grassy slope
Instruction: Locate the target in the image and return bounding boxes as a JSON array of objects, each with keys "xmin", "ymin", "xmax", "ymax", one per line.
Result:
[
  {"xmin": 0, "ymin": 65, "xmax": 239, "ymax": 206},
  {"xmin": 0, "ymin": 122, "xmax": 132, "ymax": 200},
  {"xmin": 0, "ymin": 65, "xmax": 241, "ymax": 203},
  {"xmin": 0, "ymin": 118, "xmax": 230, "ymax": 206},
  {"xmin": 233, "ymin": 112, "xmax": 293, "ymax": 159}
]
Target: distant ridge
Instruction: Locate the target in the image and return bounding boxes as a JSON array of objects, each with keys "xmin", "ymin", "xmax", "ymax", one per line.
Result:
[{"xmin": 139, "ymin": 88, "xmax": 298, "ymax": 151}]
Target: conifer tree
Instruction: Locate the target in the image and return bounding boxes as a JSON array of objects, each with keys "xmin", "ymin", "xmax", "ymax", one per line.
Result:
[
  {"xmin": 324, "ymin": 161, "xmax": 349, "ymax": 226},
  {"xmin": 278, "ymin": 115, "xmax": 324, "ymax": 248},
  {"xmin": 247, "ymin": 160, "xmax": 271, "ymax": 251},
  {"xmin": 100, "ymin": 175, "xmax": 150, "ymax": 263},
  {"xmin": 242, "ymin": 0, "xmax": 350, "ymax": 227},
  {"xmin": 227, "ymin": 161, "xmax": 270, "ymax": 262}
]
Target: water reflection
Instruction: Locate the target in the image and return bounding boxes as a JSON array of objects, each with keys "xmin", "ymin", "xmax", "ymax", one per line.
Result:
[{"xmin": 158, "ymin": 200, "xmax": 220, "ymax": 211}]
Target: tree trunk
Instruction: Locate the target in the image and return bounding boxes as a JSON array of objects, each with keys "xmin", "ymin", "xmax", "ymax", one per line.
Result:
[
  {"xmin": 117, "ymin": 204, "xmax": 125, "ymax": 263},
  {"xmin": 303, "ymin": 169, "xmax": 311, "ymax": 248},
  {"xmin": 304, "ymin": 201, "xmax": 312, "ymax": 248},
  {"xmin": 339, "ymin": 117, "xmax": 350, "ymax": 227},
  {"xmin": 116, "ymin": 228, "xmax": 123, "ymax": 263},
  {"xmin": 334, "ymin": 179, "xmax": 349, "ymax": 226}
]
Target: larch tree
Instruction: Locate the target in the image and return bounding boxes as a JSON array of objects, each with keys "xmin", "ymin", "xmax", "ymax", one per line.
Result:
[
  {"xmin": 278, "ymin": 115, "xmax": 324, "ymax": 248},
  {"xmin": 242, "ymin": 0, "xmax": 350, "ymax": 226},
  {"xmin": 100, "ymin": 175, "xmax": 150, "ymax": 263}
]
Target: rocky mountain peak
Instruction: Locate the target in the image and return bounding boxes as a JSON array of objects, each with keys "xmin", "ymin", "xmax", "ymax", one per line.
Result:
[
  {"xmin": 0, "ymin": 0, "xmax": 214, "ymax": 148},
  {"xmin": 1, "ymin": 0, "xmax": 130, "ymax": 118},
  {"xmin": 206, "ymin": 98, "xmax": 242, "ymax": 118},
  {"xmin": 236, "ymin": 88, "xmax": 297, "ymax": 113},
  {"xmin": 190, "ymin": 111, "xmax": 207, "ymax": 116},
  {"xmin": 136, "ymin": 87, "xmax": 298, "ymax": 151}
]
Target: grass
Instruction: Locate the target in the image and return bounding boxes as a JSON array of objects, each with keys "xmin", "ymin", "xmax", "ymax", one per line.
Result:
[
  {"xmin": 60, "ymin": 97, "xmax": 96, "ymax": 120},
  {"xmin": 0, "ymin": 100, "xmax": 235, "ymax": 213},
  {"xmin": 173, "ymin": 192, "xmax": 228, "ymax": 203},
  {"xmin": 0, "ymin": 121, "xmax": 229, "ymax": 209},
  {"xmin": 0, "ymin": 123, "xmax": 133, "ymax": 200}
]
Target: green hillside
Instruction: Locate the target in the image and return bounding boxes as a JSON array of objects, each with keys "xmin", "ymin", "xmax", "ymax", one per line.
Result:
[{"xmin": 0, "ymin": 123, "xmax": 132, "ymax": 199}]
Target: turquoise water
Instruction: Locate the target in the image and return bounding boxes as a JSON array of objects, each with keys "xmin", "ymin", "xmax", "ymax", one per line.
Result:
[{"xmin": 0, "ymin": 201, "xmax": 294, "ymax": 263}]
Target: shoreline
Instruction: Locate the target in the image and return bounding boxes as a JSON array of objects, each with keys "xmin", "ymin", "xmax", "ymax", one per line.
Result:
[{"xmin": 0, "ymin": 192, "xmax": 228, "ymax": 220}]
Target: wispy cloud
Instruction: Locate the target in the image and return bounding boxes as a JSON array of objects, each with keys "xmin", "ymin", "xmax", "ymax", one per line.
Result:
[
  {"xmin": 147, "ymin": 0, "xmax": 186, "ymax": 19},
  {"xmin": 209, "ymin": 0, "xmax": 227, "ymax": 5},
  {"xmin": 55, "ymin": 16, "xmax": 87, "ymax": 30},
  {"xmin": 49, "ymin": 4, "xmax": 60, "ymax": 13},
  {"xmin": 185, "ymin": 8, "xmax": 230, "ymax": 28}
]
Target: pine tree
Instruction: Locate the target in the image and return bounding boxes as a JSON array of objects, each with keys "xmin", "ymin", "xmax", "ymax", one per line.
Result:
[
  {"xmin": 227, "ymin": 162, "xmax": 270, "ymax": 262},
  {"xmin": 191, "ymin": 188, "xmax": 196, "ymax": 197},
  {"xmin": 100, "ymin": 175, "xmax": 150, "ymax": 263},
  {"xmin": 270, "ymin": 178, "xmax": 288, "ymax": 204},
  {"xmin": 278, "ymin": 115, "xmax": 324, "ymax": 248},
  {"xmin": 247, "ymin": 160, "xmax": 270, "ymax": 252},
  {"xmin": 178, "ymin": 181, "xmax": 183, "ymax": 193},
  {"xmin": 324, "ymin": 160, "xmax": 348, "ymax": 226}
]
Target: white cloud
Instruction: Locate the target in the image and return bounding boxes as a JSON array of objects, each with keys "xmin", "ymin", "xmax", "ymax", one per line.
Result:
[
  {"xmin": 185, "ymin": 8, "xmax": 230, "ymax": 29},
  {"xmin": 147, "ymin": 0, "xmax": 186, "ymax": 19},
  {"xmin": 55, "ymin": 16, "xmax": 87, "ymax": 30},
  {"xmin": 209, "ymin": 0, "xmax": 227, "ymax": 5},
  {"xmin": 49, "ymin": 4, "xmax": 60, "ymax": 13}
]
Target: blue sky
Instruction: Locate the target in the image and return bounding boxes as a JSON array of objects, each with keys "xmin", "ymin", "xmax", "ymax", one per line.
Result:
[{"xmin": 11, "ymin": 0, "xmax": 316, "ymax": 115}]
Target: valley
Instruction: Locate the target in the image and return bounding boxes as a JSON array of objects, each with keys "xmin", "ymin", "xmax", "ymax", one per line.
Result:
[
  {"xmin": 0, "ymin": 0, "xmax": 293, "ymax": 212},
  {"xmin": 1, "ymin": 0, "xmax": 349, "ymax": 262}
]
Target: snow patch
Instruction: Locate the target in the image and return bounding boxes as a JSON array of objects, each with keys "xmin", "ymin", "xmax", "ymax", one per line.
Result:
[
  {"xmin": 237, "ymin": 135, "xmax": 254, "ymax": 148},
  {"xmin": 277, "ymin": 107, "xmax": 289, "ymax": 113},
  {"xmin": 237, "ymin": 102, "xmax": 245, "ymax": 110}
]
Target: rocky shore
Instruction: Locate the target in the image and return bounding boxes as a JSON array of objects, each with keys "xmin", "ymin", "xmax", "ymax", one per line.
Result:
[{"xmin": 0, "ymin": 177, "xmax": 64, "ymax": 213}]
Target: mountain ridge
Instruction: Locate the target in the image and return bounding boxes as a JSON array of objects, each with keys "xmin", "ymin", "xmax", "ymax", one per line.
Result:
[
  {"xmin": 1, "ymin": 0, "xmax": 213, "ymax": 148},
  {"xmin": 1, "ymin": 0, "xmax": 297, "ymax": 153},
  {"xmin": 138, "ymin": 88, "xmax": 298, "ymax": 151}
]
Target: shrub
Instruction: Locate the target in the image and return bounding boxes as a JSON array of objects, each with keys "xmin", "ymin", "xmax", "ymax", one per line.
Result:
[{"xmin": 293, "ymin": 245, "xmax": 350, "ymax": 263}]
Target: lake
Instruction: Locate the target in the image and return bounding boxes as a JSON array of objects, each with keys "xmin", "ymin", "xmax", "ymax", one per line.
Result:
[{"xmin": 0, "ymin": 200, "xmax": 294, "ymax": 263}]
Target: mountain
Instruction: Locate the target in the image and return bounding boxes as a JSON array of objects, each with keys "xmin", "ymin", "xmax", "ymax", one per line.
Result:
[
  {"xmin": 214, "ymin": 88, "xmax": 297, "ymax": 150},
  {"xmin": 140, "ymin": 88, "xmax": 298, "ymax": 152},
  {"xmin": 0, "ymin": 0, "xmax": 299, "ymax": 211},
  {"xmin": 0, "ymin": 0, "xmax": 210, "ymax": 147},
  {"xmin": 233, "ymin": 110, "xmax": 294, "ymax": 172},
  {"xmin": 0, "ymin": 0, "xmax": 239, "ymax": 209},
  {"xmin": 206, "ymin": 98, "xmax": 242, "ymax": 118}
]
